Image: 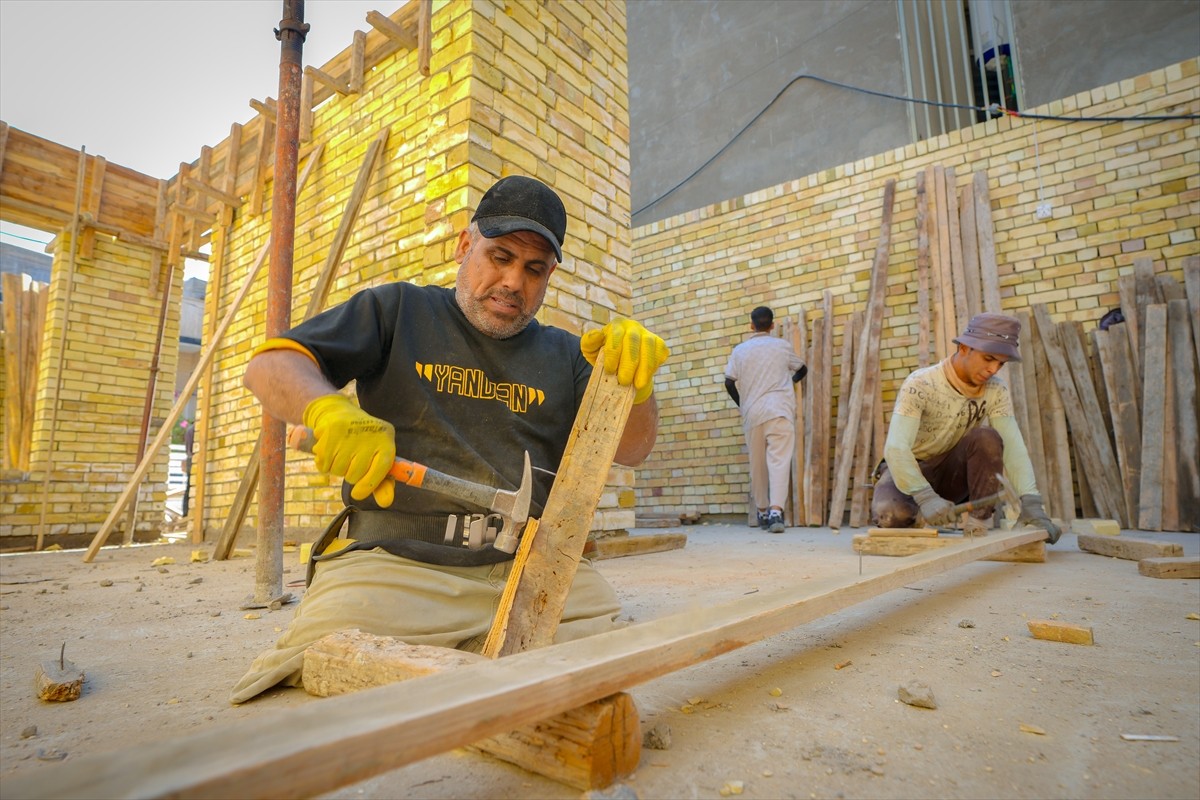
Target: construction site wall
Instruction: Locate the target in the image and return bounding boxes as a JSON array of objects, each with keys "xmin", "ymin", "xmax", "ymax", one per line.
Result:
[
  {"xmin": 0, "ymin": 233, "xmax": 177, "ymax": 546},
  {"xmin": 632, "ymin": 57, "xmax": 1199, "ymax": 522},
  {"xmin": 194, "ymin": 1, "xmax": 633, "ymax": 544}
]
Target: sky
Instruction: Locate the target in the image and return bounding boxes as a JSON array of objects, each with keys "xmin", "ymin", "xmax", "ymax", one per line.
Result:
[{"xmin": 0, "ymin": 0, "xmax": 400, "ymax": 261}]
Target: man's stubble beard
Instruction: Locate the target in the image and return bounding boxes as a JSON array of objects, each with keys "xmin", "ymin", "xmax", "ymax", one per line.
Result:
[{"xmin": 455, "ymin": 271, "xmax": 538, "ymax": 340}]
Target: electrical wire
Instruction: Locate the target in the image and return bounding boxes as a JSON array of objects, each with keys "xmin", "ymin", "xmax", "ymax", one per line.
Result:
[
  {"xmin": 0, "ymin": 230, "xmax": 51, "ymax": 246},
  {"xmin": 634, "ymin": 72, "xmax": 1200, "ymax": 218}
]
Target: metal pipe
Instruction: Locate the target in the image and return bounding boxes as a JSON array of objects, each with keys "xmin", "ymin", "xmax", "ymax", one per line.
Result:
[{"xmin": 257, "ymin": 0, "xmax": 308, "ymax": 604}]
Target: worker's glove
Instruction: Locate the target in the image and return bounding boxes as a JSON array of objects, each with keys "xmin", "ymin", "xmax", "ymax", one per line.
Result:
[
  {"xmin": 1018, "ymin": 494, "xmax": 1061, "ymax": 544},
  {"xmin": 580, "ymin": 318, "xmax": 669, "ymax": 404},
  {"xmin": 302, "ymin": 394, "xmax": 396, "ymax": 507},
  {"xmin": 912, "ymin": 486, "xmax": 955, "ymax": 527}
]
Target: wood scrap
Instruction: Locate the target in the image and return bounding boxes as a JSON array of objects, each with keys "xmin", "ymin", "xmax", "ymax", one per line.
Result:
[
  {"xmin": 1077, "ymin": 533, "xmax": 1182, "ymax": 561},
  {"xmin": 1138, "ymin": 304, "xmax": 1168, "ymax": 531},
  {"xmin": 1167, "ymin": 299, "xmax": 1199, "ymax": 531},
  {"xmin": 589, "ymin": 533, "xmax": 687, "ymax": 560},
  {"xmin": 1095, "ymin": 324, "xmax": 1141, "ymax": 521},
  {"xmin": 1069, "ymin": 519, "xmax": 1120, "ymax": 537},
  {"xmin": 973, "ymin": 170, "xmax": 1001, "ymax": 314},
  {"xmin": 852, "ymin": 533, "xmax": 1045, "ymax": 562},
  {"xmin": 868, "ymin": 527, "xmax": 939, "ymax": 537},
  {"xmin": 302, "ymin": 631, "xmax": 640, "ymax": 791},
  {"xmin": 914, "ymin": 169, "xmax": 932, "ymax": 366},
  {"xmin": 1137, "ymin": 557, "xmax": 1200, "ymax": 579},
  {"xmin": 1027, "ymin": 619, "xmax": 1093, "ymax": 645},
  {"xmin": 1030, "ymin": 309, "xmax": 1074, "ymax": 523},
  {"xmin": 36, "ymin": 645, "xmax": 84, "ymax": 702}
]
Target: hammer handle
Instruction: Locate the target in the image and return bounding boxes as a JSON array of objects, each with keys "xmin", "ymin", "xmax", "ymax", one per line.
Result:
[{"xmin": 287, "ymin": 426, "xmax": 497, "ymax": 510}]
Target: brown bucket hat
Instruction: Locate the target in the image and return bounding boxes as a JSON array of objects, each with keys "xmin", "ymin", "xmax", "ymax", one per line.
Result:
[{"xmin": 953, "ymin": 312, "xmax": 1022, "ymax": 361}]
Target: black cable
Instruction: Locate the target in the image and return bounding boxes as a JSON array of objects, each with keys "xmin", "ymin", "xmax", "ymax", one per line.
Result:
[{"xmin": 634, "ymin": 72, "xmax": 1200, "ymax": 218}]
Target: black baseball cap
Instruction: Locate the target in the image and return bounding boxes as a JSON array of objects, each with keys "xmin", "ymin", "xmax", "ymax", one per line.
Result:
[{"xmin": 471, "ymin": 175, "xmax": 567, "ymax": 261}]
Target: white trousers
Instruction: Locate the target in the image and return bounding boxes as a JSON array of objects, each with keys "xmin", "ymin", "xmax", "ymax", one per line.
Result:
[{"xmin": 747, "ymin": 416, "xmax": 795, "ymax": 510}]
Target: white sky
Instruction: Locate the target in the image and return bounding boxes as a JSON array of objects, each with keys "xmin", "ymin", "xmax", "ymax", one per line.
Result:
[{"xmin": 0, "ymin": 0, "xmax": 399, "ymax": 258}]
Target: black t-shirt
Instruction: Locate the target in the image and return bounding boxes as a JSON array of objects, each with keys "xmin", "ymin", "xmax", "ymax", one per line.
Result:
[{"xmin": 284, "ymin": 283, "xmax": 591, "ymax": 517}]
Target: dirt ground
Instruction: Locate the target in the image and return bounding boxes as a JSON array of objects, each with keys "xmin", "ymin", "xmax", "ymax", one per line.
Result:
[{"xmin": 1, "ymin": 523, "xmax": 1197, "ymax": 800}]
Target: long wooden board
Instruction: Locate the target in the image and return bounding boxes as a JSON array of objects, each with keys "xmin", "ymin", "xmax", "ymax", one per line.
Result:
[{"xmin": 6, "ymin": 528, "xmax": 1044, "ymax": 800}]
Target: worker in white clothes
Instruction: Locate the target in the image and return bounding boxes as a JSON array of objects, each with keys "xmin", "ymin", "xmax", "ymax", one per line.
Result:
[{"xmin": 724, "ymin": 306, "xmax": 807, "ymax": 533}]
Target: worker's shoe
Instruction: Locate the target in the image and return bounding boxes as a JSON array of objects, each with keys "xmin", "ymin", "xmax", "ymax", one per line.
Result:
[
  {"xmin": 962, "ymin": 515, "xmax": 989, "ymax": 538},
  {"xmin": 756, "ymin": 511, "xmax": 770, "ymax": 530},
  {"xmin": 767, "ymin": 509, "xmax": 785, "ymax": 533}
]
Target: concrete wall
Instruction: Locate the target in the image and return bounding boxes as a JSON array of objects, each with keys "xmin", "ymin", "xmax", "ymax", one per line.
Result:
[
  {"xmin": 628, "ymin": 0, "xmax": 1200, "ymax": 226},
  {"xmin": 630, "ymin": 57, "xmax": 1198, "ymax": 521}
]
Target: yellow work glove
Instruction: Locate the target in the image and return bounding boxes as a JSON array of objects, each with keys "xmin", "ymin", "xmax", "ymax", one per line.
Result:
[
  {"xmin": 302, "ymin": 394, "xmax": 397, "ymax": 507},
  {"xmin": 580, "ymin": 317, "xmax": 669, "ymax": 404}
]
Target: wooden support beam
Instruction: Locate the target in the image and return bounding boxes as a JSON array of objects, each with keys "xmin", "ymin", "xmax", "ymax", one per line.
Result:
[
  {"xmin": 305, "ymin": 65, "xmax": 351, "ymax": 96},
  {"xmin": 79, "ymin": 155, "xmax": 106, "ymax": 258},
  {"xmin": 299, "ymin": 72, "xmax": 313, "ymax": 143},
  {"xmin": 350, "ymin": 30, "xmax": 365, "ymax": 92},
  {"xmin": 81, "ymin": 147, "xmax": 324, "ymax": 562},
  {"xmin": 183, "ymin": 177, "xmax": 240, "ymax": 208},
  {"xmin": 1077, "ymin": 533, "xmax": 1182, "ymax": 561},
  {"xmin": 12, "ymin": 529, "xmax": 1044, "ymax": 800},
  {"xmin": 249, "ymin": 97, "xmax": 277, "ymax": 122},
  {"xmin": 367, "ymin": 9, "xmax": 417, "ymax": 49},
  {"xmin": 418, "ymin": 0, "xmax": 433, "ymax": 76}
]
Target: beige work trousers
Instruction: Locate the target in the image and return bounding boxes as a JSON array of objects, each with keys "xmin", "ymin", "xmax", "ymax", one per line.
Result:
[
  {"xmin": 229, "ymin": 548, "xmax": 621, "ymax": 704},
  {"xmin": 747, "ymin": 416, "xmax": 795, "ymax": 510}
]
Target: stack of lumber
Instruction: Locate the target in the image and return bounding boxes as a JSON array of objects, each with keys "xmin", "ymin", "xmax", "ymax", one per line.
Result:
[
  {"xmin": 1, "ymin": 273, "xmax": 48, "ymax": 471},
  {"xmin": 1026, "ymin": 258, "xmax": 1199, "ymax": 532}
]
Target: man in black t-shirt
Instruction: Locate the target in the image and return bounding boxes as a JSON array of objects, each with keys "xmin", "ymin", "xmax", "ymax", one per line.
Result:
[{"xmin": 230, "ymin": 176, "xmax": 668, "ymax": 703}]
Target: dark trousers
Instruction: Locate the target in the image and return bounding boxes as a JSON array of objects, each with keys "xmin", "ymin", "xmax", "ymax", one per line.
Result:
[{"xmin": 871, "ymin": 427, "xmax": 1004, "ymax": 528}]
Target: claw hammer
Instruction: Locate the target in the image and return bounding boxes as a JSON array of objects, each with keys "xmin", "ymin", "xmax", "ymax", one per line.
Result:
[{"xmin": 287, "ymin": 426, "xmax": 533, "ymax": 552}]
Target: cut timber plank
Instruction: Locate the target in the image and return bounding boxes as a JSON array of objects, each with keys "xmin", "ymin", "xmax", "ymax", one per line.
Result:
[
  {"xmin": 853, "ymin": 533, "xmax": 1045, "ymax": 562},
  {"xmin": 1138, "ymin": 304, "xmax": 1168, "ymax": 531},
  {"xmin": 869, "ymin": 527, "xmax": 939, "ymax": 538},
  {"xmin": 1069, "ymin": 519, "xmax": 1121, "ymax": 537},
  {"xmin": 1077, "ymin": 533, "xmax": 1182, "ymax": 561},
  {"xmin": 973, "ymin": 170, "xmax": 1001, "ymax": 314},
  {"xmin": 302, "ymin": 632, "xmax": 639, "ymax": 791},
  {"xmin": 1031, "ymin": 310, "xmax": 1073, "ymax": 522},
  {"xmin": 1167, "ymin": 299, "xmax": 1199, "ymax": 531},
  {"xmin": 1137, "ymin": 557, "xmax": 1200, "ymax": 579},
  {"xmin": 1027, "ymin": 619, "xmax": 1094, "ymax": 645},
  {"xmin": 6, "ymin": 529, "xmax": 1046, "ymax": 800},
  {"xmin": 35, "ymin": 655, "xmax": 85, "ymax": 702},
  {"xmin": 490, "ymin": 365, "xmax": 634, "ymax": 655},
  {"xmin": 915, "ymin": 169, "xmax": 932, "ymax": 367},
  {"xmin": 590, "ymin": 533, "xmax": 687, "ymax": 561}
]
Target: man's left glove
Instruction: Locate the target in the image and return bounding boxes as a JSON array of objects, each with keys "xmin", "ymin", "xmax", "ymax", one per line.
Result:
[
  {"xmin": 1018, "ymin": 494, "xmax": 1061, "ymax": 544},
  {"xmin": 580, "ymin": 317, "xmax": 669, "ymax": 404}
]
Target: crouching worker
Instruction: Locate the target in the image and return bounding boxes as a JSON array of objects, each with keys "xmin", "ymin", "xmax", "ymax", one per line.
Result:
[
  {"xmin": 230, "ymin": 176, "xmax": 669, "ymax": 704},
  {"xmin": 870, "ymin": 312, "xmax": 1061, "ymax": 543}
]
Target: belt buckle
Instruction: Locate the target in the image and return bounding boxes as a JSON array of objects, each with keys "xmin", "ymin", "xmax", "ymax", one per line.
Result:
[{"xmin": 443, "ymin": 514, "xmax": 502, "ymax": 550}]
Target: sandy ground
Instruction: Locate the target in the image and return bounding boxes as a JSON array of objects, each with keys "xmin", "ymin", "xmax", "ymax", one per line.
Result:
[{"xmin": 1, "ymin": 524, "xmax": 1198, "ymax": 800}]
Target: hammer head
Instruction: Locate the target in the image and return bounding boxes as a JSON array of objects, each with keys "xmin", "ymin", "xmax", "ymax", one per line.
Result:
[
  {"xmin": 491, "ymin": 451, "xmax": 533, "ymax": 553},
  {"xmin": 995, "ymin": 472, "xmax": 1021, "ymax": 514}
]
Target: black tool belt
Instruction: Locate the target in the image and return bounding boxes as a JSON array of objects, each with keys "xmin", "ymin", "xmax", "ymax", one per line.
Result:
[{"xmin": 306, "ymin": 507, "xmax": 514, "ymax": 586}]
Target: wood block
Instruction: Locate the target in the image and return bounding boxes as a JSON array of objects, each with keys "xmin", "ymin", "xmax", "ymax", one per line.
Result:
[
  {"xmin": 1027, "ymin": 619, "xmax": 1094, "ymax": 645},
  {"xmin": 302, "ymin": 631, "xmax": 640, "ymax": 790},
  {"xmin": 590, "ymin": 533, "xmax": 687, "ymax": 561},
  {"xmin": 678, "ymin": 511, "xmax": 702, "ymax": 525},
  {"xmin": 36, "ymin": 657, "xmax": 85, "ymax": 702},
  {"xmin": 1070, "ymin": 519, "xmax": 1121, "ymax": 536},
  {"xmin": 1137, "ymin": 557, "xmax": 1200, "ymax": 579},
  {"xmin": 852, "ymin": 534, "xmax": 1044, "ymax": 562},
  {"xmin": 868, "ymin": 527, "xmax": 939, "ymax": 538},
  {"xmin": 1077, "ymin": 533, "xmax": 1183, "ymax": 561}
]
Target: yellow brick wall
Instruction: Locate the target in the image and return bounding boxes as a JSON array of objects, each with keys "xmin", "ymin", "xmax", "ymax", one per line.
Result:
[
  {"xmin": 197, "ymin": 0, "xmax": 633, "ymax": 540},
  {"xmin": 632, "ymin": 58, "xmax": 1199, "ymax": 519},
  {"xmin": 0, "ymin": 233, "xmax": 178, "ymax": 545}
]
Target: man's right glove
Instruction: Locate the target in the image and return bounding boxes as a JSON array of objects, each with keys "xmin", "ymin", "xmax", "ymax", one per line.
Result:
[
  {"xmin": 580, "ymin": 317, "xmax": 669, "ymax": 404},
  {"xmin": 912, "ymin": 486, "xmax": 955, "ymax": 527},
  {"xmin": 1018, "ymin": 493, "xmax": 1062, "ymax": 544},
  {"xmin": 302, "ymin": 394, "xmax": 396, "ymax": 507}
]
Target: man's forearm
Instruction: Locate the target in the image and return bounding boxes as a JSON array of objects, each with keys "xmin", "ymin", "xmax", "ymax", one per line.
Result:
[
  {"xmin": 615, "ymin": 395, "xmax": 658, "ymax": 466},
  {"xmin": 243, "ymin": 349, "xmax": 339, "ymax": 425}
]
